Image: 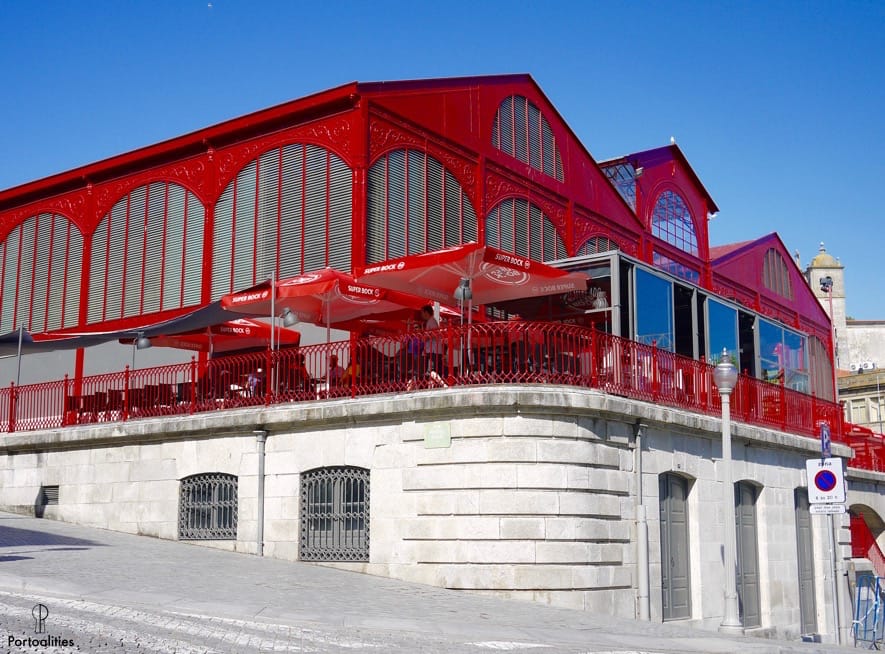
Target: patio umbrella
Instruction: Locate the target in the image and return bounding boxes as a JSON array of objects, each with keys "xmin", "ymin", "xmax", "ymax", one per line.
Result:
[
  {"xmin": 120, "ymin": 318, "xmax": 301, "ymax": 355},
  {"xmin": 357, "ymin": 242, "xmax": 588, "ymax": 308},
  {"xmin": 358, "ymin": 243, "xmax": 589, "ymax": 371},
  {"xmin": 220, "ymin": 268, "xmax": 430, "ymax": 343}
]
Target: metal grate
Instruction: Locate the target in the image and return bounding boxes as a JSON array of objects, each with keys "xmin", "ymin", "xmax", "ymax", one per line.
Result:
[
  {"xmin": 179, "ymin": 473, "xmax": 238, "ymax": 540},
  {"xmin": 365, "ymin": 149, "xmax": 477, "ymax": 265},
  {"xmin": 300, "ymin": 466, "xmax": 369, "ymax": 561},
  {"xmin": 492, "ymin": 94, "xmax": 564, "ymax": 182},
  {"xmin": 485, "ymin": 198, "xmax": 566, "ymax": 263},
  {"xmin": 0, "ymin": 213, "xmax": 83, "ymax": 333},
  {"xmin": 211, "ymin": 143, "xmax": 352, "ymax": 297},
  {"xmin": 40, "ymin": 485, "xmax": 59, "ymax": 505}
]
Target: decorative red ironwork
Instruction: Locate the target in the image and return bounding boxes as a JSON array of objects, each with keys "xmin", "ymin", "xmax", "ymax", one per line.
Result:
[{"xmin": 2, "ymin": 320, "xmax": 875, "ymax": 470}]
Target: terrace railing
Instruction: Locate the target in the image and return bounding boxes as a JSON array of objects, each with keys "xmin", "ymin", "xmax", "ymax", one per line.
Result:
[{"xmin": 0, "ymin": 320, "xmax": 871, "ymax": 470}]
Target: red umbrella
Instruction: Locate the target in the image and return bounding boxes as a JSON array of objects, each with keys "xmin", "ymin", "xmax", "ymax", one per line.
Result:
[
  {"xmin": 358, "ymin": 242, "xmax": 588, "ymax": 307},
  {"xmin": 221, "ymin": 268, "xmax": 430, "ymax": 342},
  {"xmin": 131, "ymin": 318, "xmax": 300, "ymax": 354}
]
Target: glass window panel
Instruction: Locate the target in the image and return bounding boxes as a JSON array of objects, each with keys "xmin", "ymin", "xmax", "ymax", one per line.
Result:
[
  {"xmin": 707, "ymin": 299, "xmax": 738, "ymax": 361},
  {"xmin": 758, "ymin": 319, "xmax": 783, "ymax": 382},
  {"xmin": 782, "ymin": 329, "xmax": 808, "ymax": 392},
  {"xmin": 635, "ymin": 268, "xmax": 673, "ymax": 350}
]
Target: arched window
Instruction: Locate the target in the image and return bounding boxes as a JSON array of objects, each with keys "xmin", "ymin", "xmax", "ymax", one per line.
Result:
[
  {"xmin": 651, "ymin": 191, "xmax": 698, "ymax": 256},
  {"xmin": 212, "ymin": 144, "xmax": 352, "ymax": 299},
  {"xmin": 485, "ymin": 198, "xmax": 566, "ymax": 262},
  {"xmin": 0, "ymin": 213, "xmax": 83, "ymax": 333},
  {"xmin": 300, "ymin": 466, "xmax": 369, "ymax": 561},
  {"xmin": 366, "ymin": 149, "xmax": 477, "ymax": 263},
  {"xmin": 577, "ymin": 235, "xmax": 620, "ymax": 257},
  {"xmin": 179, "ymin": 473, "xmax": 238, "ymax": 540},
  {"xmin": 762, "ymin": 248, "xmax": 793, "ymax": 299},
  {"xmin": 492, "ymin": 95, "xmax": 564, "ymax": 182},
  {"xmin": 88, "ymin": 182, "xmax": 204, "ymax": 323}
]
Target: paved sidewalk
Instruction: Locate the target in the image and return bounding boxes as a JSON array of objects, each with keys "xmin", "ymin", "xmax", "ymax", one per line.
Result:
[{"xmin": 0, "ymin": 512, "xmax": 854, "ymax": 653}]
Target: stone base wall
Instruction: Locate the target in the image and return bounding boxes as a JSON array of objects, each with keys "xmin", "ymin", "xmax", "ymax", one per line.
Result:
[{"xmin": 0, "ymin": 386, "xmax": 863, "ymax": 640}]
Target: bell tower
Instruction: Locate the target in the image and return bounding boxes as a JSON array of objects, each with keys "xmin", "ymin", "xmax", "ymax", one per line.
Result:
[{"xmin": 804, "ymin": 242, "xmax": 846, "ymax": 370}]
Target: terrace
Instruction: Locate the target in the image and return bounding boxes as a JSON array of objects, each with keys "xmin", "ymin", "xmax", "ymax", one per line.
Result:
[{"xmin": 3, "ymin": 320, "xmax": 873, "ymax": 470}]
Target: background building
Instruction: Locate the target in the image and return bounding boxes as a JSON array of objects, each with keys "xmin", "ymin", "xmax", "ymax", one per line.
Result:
[{"xmin": 802, "ymin": 242, "xmax": 885, "ymax": 431}]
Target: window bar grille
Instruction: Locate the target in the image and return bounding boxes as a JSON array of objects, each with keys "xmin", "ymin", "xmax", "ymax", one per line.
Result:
[
  {"xmin": 300, "ymin": 466, "xmax": 369, "ymax": 562},
  {"xmin": 179, "ymin": 473, "xmax": 238, "ymax": 540}
]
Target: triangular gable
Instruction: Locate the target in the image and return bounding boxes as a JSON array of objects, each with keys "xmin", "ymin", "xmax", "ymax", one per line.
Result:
[
  {"xmin": 359, "ymin": 74, "xmax": 645, "ymax": 237},
  {"xmin": 711, "ymin": 233, "xmax": 829, "ymax": 328},
  {"xmin": 621, "ymin": 144, "xmax": 719, "ymax": 214}
]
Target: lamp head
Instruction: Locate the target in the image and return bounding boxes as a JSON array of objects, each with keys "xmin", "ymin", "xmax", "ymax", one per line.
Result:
[
  {"xmin": 453, "ymin": 277, "xmax": 472, "ymax": 301},
  {"xmin": 135, "ymin": 332, "xmax": 152, "ymax": 350},
  {"xmin": 281, "ymin": 307, "xmax": 298, "ymax": 327},
  {"xmin": 712, "ymin": 348, "xmax": 738, "ymax": 393},
  {"xmin": 820, "ymin": 275, "xmax": 834, "ymax": 293}
]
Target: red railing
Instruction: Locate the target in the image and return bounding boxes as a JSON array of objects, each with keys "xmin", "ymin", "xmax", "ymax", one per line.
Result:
[
  {"xmin": 0, "ymin": 320, "xmax": 873, "ymax": 469},
  {"xmin": 851, "ymin": 513, "xmax": 885, "ymax": 576}
]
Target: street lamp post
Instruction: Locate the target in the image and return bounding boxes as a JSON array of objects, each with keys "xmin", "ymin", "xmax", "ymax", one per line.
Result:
[{"xmin": 713, "ymin": 348, "xmax": 742, "ymax": 634}]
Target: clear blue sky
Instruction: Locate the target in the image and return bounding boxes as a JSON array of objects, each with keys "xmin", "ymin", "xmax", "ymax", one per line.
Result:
[{"xmin": 1, "ymin": 1, "xmax": 883, "ymax": 318}]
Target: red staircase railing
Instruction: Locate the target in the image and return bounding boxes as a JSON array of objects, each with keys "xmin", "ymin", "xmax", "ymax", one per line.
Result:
[
  {"xmin": 851, "ymin": 513, "xmax": 885, "ymax": 577},
  {"xmin": 0, "ymin": 320, "xmax": 873, "ymax": 470}
]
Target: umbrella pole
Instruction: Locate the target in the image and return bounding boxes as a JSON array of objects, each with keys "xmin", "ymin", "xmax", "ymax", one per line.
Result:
[
  {"xmin": 467, "ymin": 297, "xmax": 473, "ymax": 370},
  {"xmin": 326, "ymin": 298, "xmax": 331, "ymax": 345},
  {"xmin": 15, "ymin": 324, "xmax": 23, "ymax": 388}
]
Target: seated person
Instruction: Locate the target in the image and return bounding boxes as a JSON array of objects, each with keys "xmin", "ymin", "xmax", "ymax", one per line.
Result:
[
  {"xmin": 246, "ymin": 367, "xmax": 265, "ymax": 396},
  {"xmin": 287, "ymin": 353, "xmax": 313, "ymax": 392},
  {"xmin": 327, "ymin": 354, "xmax": 345, "ymax": 386},
  {"xmin": 340, "ymin": 356, "xmax": 360, "ymax": 387}
]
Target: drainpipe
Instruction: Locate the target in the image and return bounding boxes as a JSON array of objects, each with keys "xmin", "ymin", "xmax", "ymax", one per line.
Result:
[
  {"xmin": 828, "ymin": 513, "xmax": 843, "ymax": 644},
  {"xmin": 634, "ymin": 422, "xmax": 650, "ymax": 620},
  {"xmin": 253, "ymin": 429, "xmax": 268, "ymax": 557}
]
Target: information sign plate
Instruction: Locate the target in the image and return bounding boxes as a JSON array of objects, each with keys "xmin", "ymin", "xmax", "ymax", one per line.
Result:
[
  {"xmin": 810, "ymin": 503, "xmax": 846, "ymax": 515},
  {"xmin": 805, "ymin": 457, "xmax": 845, "ymax": 504}
]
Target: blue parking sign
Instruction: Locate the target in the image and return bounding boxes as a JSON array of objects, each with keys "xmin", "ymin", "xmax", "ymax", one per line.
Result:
[{"xmin": 819, "ymin": 421, "xmax": 831, "ymax": 458}]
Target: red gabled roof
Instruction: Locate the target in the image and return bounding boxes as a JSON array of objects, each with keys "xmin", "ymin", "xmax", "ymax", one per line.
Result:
[
  {"xmin": 0, "ymin": 81, "xmax": 362, "ymax": 211},
  {"xmin": 601, "ymin": 143, "xmax": 719, "ymax": 215},
  {"xmin": 709, "ymin": 239, "xmax": 759, "ymax": 262},
  {"xmin": 710, "ymin": 232, "xmax": 830, "ymax": 329}
]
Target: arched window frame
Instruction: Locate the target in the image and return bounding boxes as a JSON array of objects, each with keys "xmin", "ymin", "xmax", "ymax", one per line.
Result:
[
  {"xmin": 88, "ymin": 181, "xmax": 205, "ymax": 323},
  {"xmin": 651, "ymin": 190, "xmax": 698, "ymax": 256},
  {"xmin": 762, "ymin": 248, "xmax": 793, "ymax": 300},
  {"xmin": 492, "ymin": 95, "xmax": 564, "ymax": 182},
  {"xmin": 485, "ymin": 197, "xmax": 567, "ymax": 262},
  {"xmin": 577, "ymin": 235, "xmax": 620, "ymax": 257},
  {"xmin": 0, "ymin": 212, "xmax": 84, "ymax": 333},
  {"xmin": 366, "ymin": 148, "xmax": 478, "ymax": 264},
  {"xmin": 211, "ymin": 143, "xmax": 353, "ymax": 299}
]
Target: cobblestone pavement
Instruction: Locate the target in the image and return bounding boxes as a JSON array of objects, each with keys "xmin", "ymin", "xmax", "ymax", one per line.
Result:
[{"xmin": 0, "ymin": 513, "xmax": 855, "ymax": 653}]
